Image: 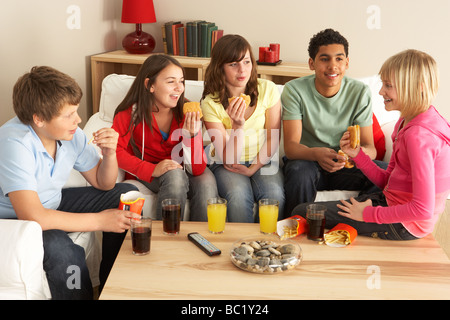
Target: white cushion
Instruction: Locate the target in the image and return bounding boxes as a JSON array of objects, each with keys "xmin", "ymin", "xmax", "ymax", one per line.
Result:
[
  {"xmin": 99, "ymin": 74, "xmax": 135, "ymax": 122},
  {"xmin": 357, "ymin": 75, "xmax": 400, "ymax": 125},
  {"xmin": 314, "ymin": 190, "xmax": 358, "ymax": 202},
  {"xmin": 381, "ymin": 120, "xmax": 397, "ymax": 162},
  {"xmin": 184, "ymin": 80, "xmax": 204, "ymax": 102},
  {"xmin": 0, "ymin": 219, "xmax": 50, "ymax": 300}
]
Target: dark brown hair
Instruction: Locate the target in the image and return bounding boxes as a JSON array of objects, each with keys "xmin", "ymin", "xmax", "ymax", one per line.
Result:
[
  {"xmin": 13, "ymin": 66, "xmax": 82, "ymax": 124},
  {"xmin": 202, "ymin": 34, "xmax": 258, "ymax": 108},
  {"xmin": 114, "ymin": 54, "xmax": 185, "ymax": 158},
  {"xmin": 114, "ymin": 54, "xmax": 185, "ymax": 128}
]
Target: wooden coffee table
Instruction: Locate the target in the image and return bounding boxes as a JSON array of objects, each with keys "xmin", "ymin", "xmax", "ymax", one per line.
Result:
[{"xmin": 100, "ymin": 221, "xmax": 450, "ymax": 300}]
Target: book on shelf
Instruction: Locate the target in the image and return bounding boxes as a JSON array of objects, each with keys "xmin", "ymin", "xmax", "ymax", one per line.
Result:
[
  {"xmin": 211, "ymin": 29, "xmax": 224, "ymax": 52},
  {"xmin": 162, "ymin": 20, "xmax": 224, "ymax": 58},
  {"xmin": 178, "ymin": 26, "xmax": 187, "ymax": 56},
  {"xmin": 172, "ymin": 22, "xmax": 183, "ymax": 55},
  {"xmin": 206, "ymin": 24, "xmax": 219, "ymax": 57},
  {"xmin": 163, "ymin": 21, "xmax": 181, "ymax": 55},
  {"xmin": 199, "ymin": 22, "xmax": 213, "ymax": 57},
  {"xmin": 161, "ymin": 25, "xmax": 168, "ymax": 54}
]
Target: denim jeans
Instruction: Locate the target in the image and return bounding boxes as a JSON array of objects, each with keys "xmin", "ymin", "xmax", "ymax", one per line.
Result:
[
  {"xmin": 283, "ymin": 158, "xmax": 388, "ymax": 216},
  {"xmin": 140, "ymin": 167, "xmax": 218, "ymax": 221},
  {"xmin": 43, "ymin": 182, "xmax": 138, "ymax": 299},
  {"xmin": 292, "ymin": 191, "xmax": 418, "ymax": 240},
  {"xmin": 210, "ymin": 163, "xmax": 285, "ymax": 222},
  {"xmin": 42, "ymin": 230, "xmax": 93, "ymax": 300}
]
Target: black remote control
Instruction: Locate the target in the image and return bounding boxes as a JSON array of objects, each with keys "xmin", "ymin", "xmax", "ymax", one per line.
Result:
[{"xmin": 187, "ymin": 232, "xmax": 221, "ymax": 256}]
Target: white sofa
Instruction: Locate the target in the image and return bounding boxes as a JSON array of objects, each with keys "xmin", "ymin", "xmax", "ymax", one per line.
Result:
[
  {"xmin": 0, "ymin": 219, "xmax": 100, "ymax": 300},
  {"xmin": 0, "ymin": 74, "xmax": 398, "ymax": 299},
  {"xmin": 70, "ymin": 73, "xmax": 399, "ymax": 219}
]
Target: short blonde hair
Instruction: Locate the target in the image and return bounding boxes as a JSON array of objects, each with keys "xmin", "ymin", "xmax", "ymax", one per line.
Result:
[{"xmin": 379, "ymin": 49, "xmax": 439, "ymax": 119}]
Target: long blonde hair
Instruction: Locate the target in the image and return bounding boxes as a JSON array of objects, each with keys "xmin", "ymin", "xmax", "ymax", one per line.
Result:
[{"xmin": 379, "ymin": 49, "xmax": 439, "ymax": 119}]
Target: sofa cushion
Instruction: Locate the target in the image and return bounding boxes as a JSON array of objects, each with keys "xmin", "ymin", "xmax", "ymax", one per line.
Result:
[
  {"xmin": 372, "ymin": 113, "xmax": 386, "ymax": 160},
  {"xmin": 99, "ymin": 74, "xmax": 135, "ymax": 122},
  {"xmin": 0, "ymin": 219, "xmax": 50, "ymax": 300},
  {"xmin": 358, "ymin": 75, "xmax": 400, "ymax": 125},
  {"xmin": 184, "ymin": 80, "xmax": 204, "ymax": 102}
]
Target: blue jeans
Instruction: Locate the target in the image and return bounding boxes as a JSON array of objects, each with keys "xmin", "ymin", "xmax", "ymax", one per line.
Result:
[
  {"xmin": 42, "ymin": 230, "xmax": 93, "ymax": 300},
  {"xmin": 283, "ymin": 158, "xmax": 388, "ymax": 216},
  {"xmin": 140, "ymin": 167, "xmax": 218, "ymax": 221},
  {"xmin": 210, "ymin": 163, "xmax": 285, "ymax": 222},
  {"xmin": 44, "ymin": 182, "xmax": 138, "ymax": 299},
  {"xmin": 292, "ymin": 191, "xmax": 418, "ymax": 240}
]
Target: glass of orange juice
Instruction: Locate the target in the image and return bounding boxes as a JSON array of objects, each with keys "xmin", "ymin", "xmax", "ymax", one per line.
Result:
[
  {"xmin": 207, "ymin": 197, "xmax": 227, "ymax": 234},
  {"xmin": 259, "ymin": 199, "xmax": 279, "ymax": 234}
]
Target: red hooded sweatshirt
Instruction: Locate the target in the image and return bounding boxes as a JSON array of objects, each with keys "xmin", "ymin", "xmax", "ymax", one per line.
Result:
[{"xmin": 112, "ymin": 106, "xmax": 207, "ymax": 183}]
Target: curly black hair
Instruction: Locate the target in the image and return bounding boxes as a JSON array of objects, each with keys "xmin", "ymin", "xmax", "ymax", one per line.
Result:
[{"xmin": 307, "ymin": 29, "xmax": 349, "ymax": 60}]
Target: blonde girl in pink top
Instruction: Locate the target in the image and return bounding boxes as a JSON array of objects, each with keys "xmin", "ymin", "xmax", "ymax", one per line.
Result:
[{"xmin": 292, "ymin": 49, "xmax": 450, "ymax": 240}]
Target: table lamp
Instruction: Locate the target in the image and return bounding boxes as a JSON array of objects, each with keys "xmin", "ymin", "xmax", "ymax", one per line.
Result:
[{"xmin": 121, "ymin": 0, "xmax": 157, "ymax": 54}]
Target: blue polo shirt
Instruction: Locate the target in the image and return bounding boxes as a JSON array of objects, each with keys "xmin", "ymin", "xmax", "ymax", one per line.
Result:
[{"xmin": 0, "ymin": 117, "xmax": 100, "ymax": 219}]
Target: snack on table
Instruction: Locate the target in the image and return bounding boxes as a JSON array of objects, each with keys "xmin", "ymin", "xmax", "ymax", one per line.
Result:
[
  {"xmin": 347, "ymin": 125, "xmax": 360, "ymax": 149},
  {"xmin": 338, "ymin": 150, "xmax": 354, "ymax": 168},
  {"xmin": 277, "ymin": 215, "xmax": 308, "ymax": 240},
  {"xmin": 183, "ymin": 101, "xmax": 203, "ymax": 118},
  {"xmin": 324, "ymin": 223, "xmax": 357, "ymax": 247},
  {"xmin": 230, "ymin": 235, "xmax": 302, "ymax": 274},
  {"xmin": 228, "ymin": 93, "xmax": 251, "ymax": 109}
]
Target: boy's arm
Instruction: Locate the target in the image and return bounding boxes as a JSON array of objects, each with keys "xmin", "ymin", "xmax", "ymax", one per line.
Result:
[
  {"xmin": 283, "ymin": 119, "xmax": 345, "ymax": 172},
  {"xmin": 8, "ymin": 190, "xmax": 139, "ymax": 232},
  {"xmin": 81, "ymin": 127, "xmax": 119, "ymax": 190},
  {"xmin": 283, "ymin": 119, "xmax": 309, "ymax": 160}
]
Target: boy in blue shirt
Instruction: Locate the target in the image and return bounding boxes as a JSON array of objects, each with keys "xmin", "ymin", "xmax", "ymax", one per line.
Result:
[{"xmin": 0, "ymin": 66, "xmax": 140, "ymax": 299}]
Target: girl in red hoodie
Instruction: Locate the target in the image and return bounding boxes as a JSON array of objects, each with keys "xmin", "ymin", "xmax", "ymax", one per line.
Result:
[{"xmin": 112, "ymin": 54, "xmax": 218, "ymax": 221}]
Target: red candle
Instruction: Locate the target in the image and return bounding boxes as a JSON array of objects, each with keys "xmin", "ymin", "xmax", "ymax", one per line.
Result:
[
  {"xmin": 270, "ymin": 43, "xmax": 280, "ymax": 62},
  {"xmin": 265, "ymin": 50, "xmax": 276, "ymax": 63},
  {"xmin": 259, "ymin": 47, "xmax": 270, "ymax": 62}
]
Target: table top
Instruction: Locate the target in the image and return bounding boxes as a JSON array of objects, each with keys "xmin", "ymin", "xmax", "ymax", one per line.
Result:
[{"xmin": 100, "ymin": 221, "xmax": 450, "ymax": 300}]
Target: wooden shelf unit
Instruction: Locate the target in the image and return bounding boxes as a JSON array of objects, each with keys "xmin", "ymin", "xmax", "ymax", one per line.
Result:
[{"xmin": 90, "ymin": 50, "xmax": 313, "ymax": 114}]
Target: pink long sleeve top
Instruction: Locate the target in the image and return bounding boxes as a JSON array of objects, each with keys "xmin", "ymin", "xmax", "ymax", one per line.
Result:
[{"xmin": 352, "ymin": 106, "xmax": 450, "ymax": 238}]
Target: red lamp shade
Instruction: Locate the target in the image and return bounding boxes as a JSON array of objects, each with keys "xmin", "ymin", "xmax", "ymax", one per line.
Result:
[{"xmin": 121, "ymin": 0, "xmax": 157, "ymax": 54}]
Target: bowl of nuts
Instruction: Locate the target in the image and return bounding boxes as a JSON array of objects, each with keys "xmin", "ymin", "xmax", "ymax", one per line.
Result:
[{"xmin": 230, "ymin": 235, "xmax": 302, "ymax": 274}]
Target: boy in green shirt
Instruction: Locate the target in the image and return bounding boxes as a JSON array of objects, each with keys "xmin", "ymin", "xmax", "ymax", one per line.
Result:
[{"xmin": 281, "ymin": 29, "xmax": 385, "ymax": 215}]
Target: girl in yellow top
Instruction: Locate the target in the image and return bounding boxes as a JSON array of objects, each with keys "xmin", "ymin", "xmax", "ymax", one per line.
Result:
[{"xmin": 201, "ymin": 34, "xmax": 285, "ymax": 222}]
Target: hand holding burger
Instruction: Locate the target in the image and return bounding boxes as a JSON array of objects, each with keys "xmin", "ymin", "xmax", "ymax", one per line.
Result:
[{"xmin": 338, "ymin": 125, "xmax": 361, "ymax": 168}]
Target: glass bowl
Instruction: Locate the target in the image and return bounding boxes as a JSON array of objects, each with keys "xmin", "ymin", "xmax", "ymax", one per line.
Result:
[{"xmin": 230, "ymin": 235, "xmax": 302, "ymax": 274}]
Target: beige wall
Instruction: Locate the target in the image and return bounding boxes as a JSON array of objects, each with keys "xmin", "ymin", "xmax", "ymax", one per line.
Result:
[
  {"xmin": 1, "ymin": 0, "xmax": 449, "ymax": 126},
  {"xmin": 0, "ymin": 0, "xmax": 121, "ymax": 126}
]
